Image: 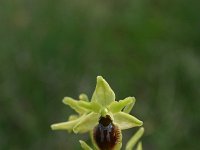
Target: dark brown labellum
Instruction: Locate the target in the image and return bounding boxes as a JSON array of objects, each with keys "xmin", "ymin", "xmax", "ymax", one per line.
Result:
[{"xmin": 93, "ymin": 115, "xmax": 120, "ymax": 150}]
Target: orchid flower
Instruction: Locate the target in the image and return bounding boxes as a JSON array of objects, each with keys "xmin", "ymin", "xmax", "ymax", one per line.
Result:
[{"xmin": 51, "ymin": 76, "xmax": 144, "ymax": 150}]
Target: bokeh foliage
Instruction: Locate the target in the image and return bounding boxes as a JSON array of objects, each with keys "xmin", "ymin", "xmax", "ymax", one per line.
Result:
[{"xmin": 0, "ymin": 0, "xmax": 200, "ymax": 150}]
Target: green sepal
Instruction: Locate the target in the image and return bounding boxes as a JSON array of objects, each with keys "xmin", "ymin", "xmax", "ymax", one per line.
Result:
[
  {"xmin": 73, "ymin": 112, "xmax": 99, "ymax": 133},
  {"xmin": 91, "ymin": 76, "xmax": 115, "ymax": 107},
  {"xmin": 113, "ymin": 112, "xmax": 143, "ymax": 130},
  {"xmin": 62, "ymin": 97, "xmax": 88, "ymax": 114},
  {"xmin": 50, "ymin": 114, "xmax": 86, "ymax": 131}
]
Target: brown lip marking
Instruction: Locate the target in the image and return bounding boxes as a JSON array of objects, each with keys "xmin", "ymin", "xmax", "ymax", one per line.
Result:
[{"xmin": 93, "ymin": 115, "xmax": 120, "ymax": 150}]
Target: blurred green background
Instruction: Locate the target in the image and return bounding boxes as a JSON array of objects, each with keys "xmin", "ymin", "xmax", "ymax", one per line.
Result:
[{"xmin": 0, "ymin": 0, "xmax": 200, "ymax": 149}]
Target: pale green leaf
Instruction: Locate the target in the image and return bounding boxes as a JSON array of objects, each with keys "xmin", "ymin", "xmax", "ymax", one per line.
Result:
[
  {"xmin": 125, "ymin": 127, "xmax": 144, "ymax": 150},
  {"xmin": 136, "ymin": 142, "xmax": 143, "ymax": 150},
  {"xmin": 79, "ymin": 140, "xmax": 93, "ymax": 150}
]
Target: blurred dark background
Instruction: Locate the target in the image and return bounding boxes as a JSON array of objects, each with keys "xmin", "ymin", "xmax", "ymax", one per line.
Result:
[{"xmin": 0, "ymin": 0, "xmax": 200, "ymax": 150}]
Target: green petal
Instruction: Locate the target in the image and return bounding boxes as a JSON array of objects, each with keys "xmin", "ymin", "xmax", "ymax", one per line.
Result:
[
  {"xmin": 68, "ymin": 114, "xmax": 79, "ymax": 121},
  {"xmin": 79, "ymin": 140, "xmax": 93, "ymax": 150},
  {"xmin": 123, "ymin": 97, "xmax": 136, "ymax": 113},
  {"xmin": 73, "ymin": 112, "xmax": 99, "ymax": 133},
  {"xmin": 51, "ymin": 114, "xmax": 86, "ymax": 131},
  {"xmin": 79, "ymin": 93, "xmax": 89, "ymax": 101},
  {"xmin": 113, "ymin": 112, "xmax": 143, "ymax": 130},
  {"xmin": 78, "ymin": 101, "xmax": 101, "ymax": 113},
  {"xmin": 109, "ymin": 97, "xmax": 135, "ymax": 113},
  {"xmin": 63, "ymin": 97, "xmax": 88, "ymax": 114},
  {"xmin": 91, "ymin": 76, "xmax": 115, "ymax": 107},
  {"xmin": 125, "ymin": 127, "xmax": 144, "ymax": 150}
]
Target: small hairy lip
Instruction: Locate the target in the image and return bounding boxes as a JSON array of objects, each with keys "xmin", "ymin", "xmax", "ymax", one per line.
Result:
[{"xmin": 93, "ymin": 115, "xmax": 121, "ymax": 150}]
